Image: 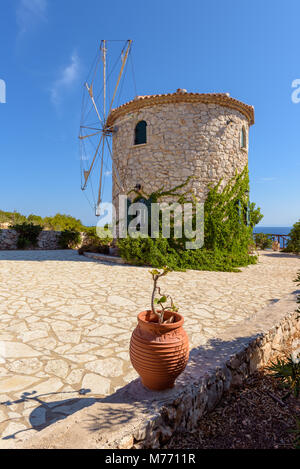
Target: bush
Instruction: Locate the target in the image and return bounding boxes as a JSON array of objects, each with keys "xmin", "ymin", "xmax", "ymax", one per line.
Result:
[
  {"xmin": 58, "ymin": 230, "xmax": 81, "ymax": 249},
  {"xmin": 78, "ymin": 226, "xmax": 112, "ymax": 255},
  {"xmin": 78, "ymin": 243, "xmax": 110, "ymax": 255},
  {"xmin": 0, "ymin": 210, "xmax": 27, "ymax": 225},
  {"xmin": 267, "ymin": 356, "xmax": 300, "ymax": 398},
  {"xmin": 43, "ymin": 213, "xmax": 84, "ymax": 231},
  {"xmin": 253, "ymin": 232, "xmax": 272, "ymax": 250},
  {"xmin": 284, "ymin": 221, "xmax": 300, "ymax": 254},
  {"xmin": 11, "ymin": 222, "xmax": 43, "ymax": 249},
  {"xmin": 118, "ymin": 236, "xmax": 257, "ymax": 272},
  {"xmin": 83, "ymin": 226, "xmax": 113, "ymax": 244},
  {"xmin": 27, "ymin": 214, "xmax": 44, "ymax": 226},
  {"xmin": 118, "ymin": 167, "xmax": 260, "ymax": 272}
]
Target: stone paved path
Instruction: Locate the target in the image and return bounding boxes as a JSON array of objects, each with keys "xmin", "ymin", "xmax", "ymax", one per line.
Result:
[{"xmin": 0, "ymin": 249, "xmax": 299, "ymax": 444}]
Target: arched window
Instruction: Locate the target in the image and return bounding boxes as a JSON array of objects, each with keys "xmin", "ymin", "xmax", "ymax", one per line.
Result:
[
  {"xmin": 134, "ymin": 121, "xmax": 147, "ymax": 145},
  {"xmin": 241, "ymin": 127, "xmax": 247, "ymax": 149}
]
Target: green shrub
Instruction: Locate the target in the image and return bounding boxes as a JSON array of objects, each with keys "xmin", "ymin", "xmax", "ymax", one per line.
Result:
[
  {"xmin": 78, "ymin": 243, "xmax": 110, "ymax": 255},
  {"xmin": 11, "ymin": 222, "xmax": 43, "ymax": 249},
  {"xmin": 83, "ymin": 226, "xmax": 113, "ymax": 244},
  {"xmin": 253, "ymin": 232, "xmax": 272, "ymax": 250},
  {"xmin": 118, "ymin": 166, "xmax": 260, "ymax": 272},
  {"xmin": 284, "ymin": 221, "xmax": 300, "ymax": 254},
  {"xmin": 27, "ymin": 214, "xmax": 44, "ymax": 226},
  {"xmin": 267, "ymin": 355, "xmax": 300, "ymax": 398},
  {"xmin": 43, "ymin": 213, "xmax": 84, "ymax": 231},
  {"xmin": 118, "ymin": 236, "xmax": 257, "ymax": 272},
  {"xmin": 0, "ymin": 210, "xmax": 27, "ymax": 225},
  {"xmin": 78, "ymin": 226, "xmax": 112, "ymax": 255},
  {"xmin": 58, "ymin": 230, "xmax": 81, "ymax": 249}
]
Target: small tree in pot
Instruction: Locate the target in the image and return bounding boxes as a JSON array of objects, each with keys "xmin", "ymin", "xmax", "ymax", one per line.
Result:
[
  {"xmin": 150, "ymin": 267, "xmax": 178, "ymax": 324},
  {"xmin": 130, "ymin": 267, "xmax": 189, "ymax": 391}
]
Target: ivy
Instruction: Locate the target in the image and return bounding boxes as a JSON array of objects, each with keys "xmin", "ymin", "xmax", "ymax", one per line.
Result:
[{"xmin": 118, "ymin": 166, "xmax": 262, "ymax": 272}]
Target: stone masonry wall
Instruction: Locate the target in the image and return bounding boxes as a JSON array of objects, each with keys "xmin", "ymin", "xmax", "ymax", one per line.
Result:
[
  {"xmin": 0, "ymin": 229, "xmax": 62, "ymax": 250},
  {"xmin": 112, "ymin": 101, "xmax": 249, "ymax": 208},
  {"xmin": 129, "ymin": 311, "xmax": 300, "ymax": 449},
  {"xmin": 0, "ymin": 230, "xmax": 90, "ymax": 250}
]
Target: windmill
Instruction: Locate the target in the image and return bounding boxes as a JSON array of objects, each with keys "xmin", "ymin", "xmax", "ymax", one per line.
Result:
[{"xmin": 79, "ymin": 40, "xmax": 134, "ymax": 216}]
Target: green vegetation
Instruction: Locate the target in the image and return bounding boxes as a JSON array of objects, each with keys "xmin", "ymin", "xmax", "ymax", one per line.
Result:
[
  {"xmin": 118, "ymin": 166, "xmax": 262, "ymax": 272},
  {"xmin": 78, "ymin": 226, "xmax": 113, "ymax": 255},
  {"xmin": 0, "ymin": 210, "xmax": 27, "ymax": 225},
  {"xmin": 58, "ymin": 230, "xmax": 82, "ymax": 249},
  {"xmin": 150, "ymin": 267, "xmax": 178, "ymax": 324},
  {"xmin": 11, "ymin": 222, "xmax": 43, "ymax": 249},
  {"xmin": 267, "ymin": 355, "xmax": 300, "ymax": 398},
  {"xmin": 0, "ymin": 210, "xmax": 85, "ymax": 231},
  {"xmin": 284, "ymin": 220, "xmax": 300, "ymax": 254},
  {"xmin": 253, "ymin": 232, "xmax": 272, "ymax": 250},
  {"xmin": 0, "ymin": 211, "xmax": 114, "ymax": 251},
  {"xmin": 43, "ymin": 214, "xmax": 84, "ymax": 231}
]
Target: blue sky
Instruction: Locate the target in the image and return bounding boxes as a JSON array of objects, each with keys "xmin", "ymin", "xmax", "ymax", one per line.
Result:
[{"xmin": 0, "ymin": 0, "xmax": 299, "ymax": 227}]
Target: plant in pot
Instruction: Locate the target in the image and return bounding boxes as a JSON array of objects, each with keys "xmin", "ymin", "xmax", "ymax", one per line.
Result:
[{"xmin": 130, "ymin": 266, "xmax": 189, "ymax": 391}]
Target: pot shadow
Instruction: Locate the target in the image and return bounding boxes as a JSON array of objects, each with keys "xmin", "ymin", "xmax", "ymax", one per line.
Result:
[
  {"xmin": 0, "ymin": 383, "xmax": 151, "ymax": 442},
  {"xmin": 0, "ymin": 388, "xmax": 95, "ymax": 440}
]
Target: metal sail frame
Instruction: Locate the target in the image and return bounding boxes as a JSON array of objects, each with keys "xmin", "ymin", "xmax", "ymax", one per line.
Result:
[{"xmin": 79, "ymin": 39, "xmax": 132, "ymax": 216}]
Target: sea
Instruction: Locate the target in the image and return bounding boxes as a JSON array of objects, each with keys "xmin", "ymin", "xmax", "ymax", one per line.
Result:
[
  {"xmin": 253, "ymin": 227, "xmax": 292, "ymax": 248},
  {"xmin": 253, "ymin": 227, "xmax": 292, "ymax": 236}
]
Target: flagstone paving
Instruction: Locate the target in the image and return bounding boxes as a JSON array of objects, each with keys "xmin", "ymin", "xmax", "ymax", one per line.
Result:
[{"xmin": 0, "ymin": 249, "xmax": 299, "ymax": 444}]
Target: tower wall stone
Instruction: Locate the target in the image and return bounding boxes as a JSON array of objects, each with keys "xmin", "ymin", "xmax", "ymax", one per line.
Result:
[{"xmin": 109, "ymin": 93, "xmax": 254, "ymax": 209}]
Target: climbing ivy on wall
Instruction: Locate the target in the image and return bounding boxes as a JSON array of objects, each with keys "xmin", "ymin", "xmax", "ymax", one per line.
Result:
[{"xmin": 117, "ymin": 166, "xmax": 263, "ymax": 272}]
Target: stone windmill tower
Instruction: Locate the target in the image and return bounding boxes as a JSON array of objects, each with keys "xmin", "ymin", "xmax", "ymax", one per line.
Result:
[{"xmin": 106, "ymin": 89, "xmax": 254, "ymax": 210}]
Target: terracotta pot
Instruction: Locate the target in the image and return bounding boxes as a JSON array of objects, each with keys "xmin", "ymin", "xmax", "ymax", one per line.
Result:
[{"xmin": 130, "ymin": 310, "xmax": 189, "ymax": 391}]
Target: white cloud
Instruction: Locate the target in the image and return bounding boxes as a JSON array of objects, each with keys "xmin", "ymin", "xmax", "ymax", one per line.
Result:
[
  {"xmin": 50, "ymin": 52, "xmax": 80, "ymax": 106},
  {"xmin": 258, "ymin": 177, "xmax": 277, "ymax": 182},
  {"xmin": 104, "ymin": 170, "xmax": 112, "ymax": 177},
  {"xmin": 16, "ymin": 0, "xmax": 47, "ymax": 35}
]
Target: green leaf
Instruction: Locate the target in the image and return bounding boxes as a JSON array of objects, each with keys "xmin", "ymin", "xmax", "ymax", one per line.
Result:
[{"xmin": 159, "ymin": 296, "xmax": 167, "ymax": 303}]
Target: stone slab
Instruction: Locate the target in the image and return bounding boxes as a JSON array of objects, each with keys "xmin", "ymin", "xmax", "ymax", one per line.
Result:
[{"xmin": 14, "ymin": 290, "xmax": 300, "ymax": 449}]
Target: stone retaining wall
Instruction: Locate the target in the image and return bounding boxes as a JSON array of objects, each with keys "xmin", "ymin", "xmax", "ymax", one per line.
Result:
[
  {"xmin": 0, "ymin": 229, "xmax": 90, "ymax": 250},
  {"xmin": 133, "ymin": 308, "xmax": 300, "ymax": 449},
  {"xmin": 0, "ymin": 229, "xmax": 62, "ymax": 250}
]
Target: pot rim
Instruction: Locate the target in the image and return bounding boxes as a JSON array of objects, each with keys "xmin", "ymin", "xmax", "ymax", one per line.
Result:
[{"xmin": 137, "ymin": 310, "xmax": 184, "ymax": 329}]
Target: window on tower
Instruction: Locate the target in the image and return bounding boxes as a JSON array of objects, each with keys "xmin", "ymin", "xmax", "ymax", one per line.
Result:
[
  {"xmin": 241, "ymin": 126, "xmax": 247, "ymax": 149},
  {"xmin": 134, "ymin": 121, "xmax": 147, "ymax": 145}
]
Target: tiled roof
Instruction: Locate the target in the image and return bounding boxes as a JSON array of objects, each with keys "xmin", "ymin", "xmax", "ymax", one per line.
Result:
[{"xmin": 106, "ymin": 90, "xmax": 255, "ymax": 127}]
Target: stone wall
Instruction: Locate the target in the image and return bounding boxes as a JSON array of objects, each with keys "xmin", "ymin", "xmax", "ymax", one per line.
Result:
[
  {"xmin": 0, "ymin": 229, "xmax": 62, "ymax": 250},
  {"xmin": 0, "ymin": 229, "xmax": 19, "ymax": 250},
  {"xmin": 125, "ymin": 308, "xmax": 300, "ymax": 449},
  {"xmin": 0, "ymin": 229, "xmax": 90, "ymax": 250},
  {"xmin": 112, "ymin": 99, "xmax": 250, "ymax": 210}
]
